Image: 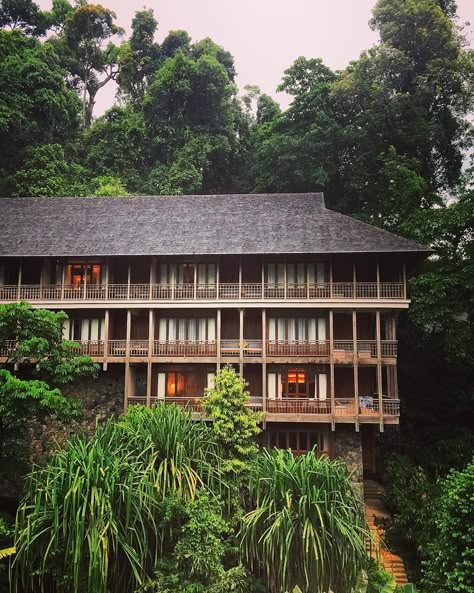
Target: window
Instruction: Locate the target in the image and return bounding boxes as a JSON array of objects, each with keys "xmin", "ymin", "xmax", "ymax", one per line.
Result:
[
  {"xmin": 165, "ymin": 371, "xmax": 198, "ymax": 397},
  {"xmin": 266, "ymin": 263, "xmax": 325, "ymax": 285},
  {"xmin": 65, "ymin": 263, "xmax": 101, "ymax": 286},
  {"xmin": 268, "ymin": 318, "xmax": 326, "ymax": 342},
  {"xmin": 158, "ymin": 318, "xmax": 216, "ymax": 342},
  {"xmin": 266, "ymin": 430, "xmax": 331, "ymax": 456},
  {"xmin": 287, "ymin": 369, "xmax": 308, "ymax": 396},
  {"xmin": 159, "ymin": 263, "xmax": 216, "ymax": 285},
  {"xmin": 63, "ymin": 318, "xmax": 105, "ymax": 341}
]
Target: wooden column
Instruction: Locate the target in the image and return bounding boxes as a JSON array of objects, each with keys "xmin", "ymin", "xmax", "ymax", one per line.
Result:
[
  {"xmin": 239, "ymin": 258, "xmax": 242, "ymax": 299},
  {"xmin": 376, "ymin": 257, "xmax": 381, "ymax": 299},
  {"xmin": 352, "ymin": 262, "xmax": 357, "ymax": 299},
  {"xmin": 193, "ymin": 262, "xmax": 197, "ymax": 299},
  {"xmin": 83, "ymin": 261, "xmax": 87, "ymax": 300},
  {"xmin": 103, "ymin": 309, "xmax": 109, "ymax": 371},
  {"xmin": 105, "ymin": 258, "xmax": 110, "ymax": 299},
  {"xmin": 402, "ymin": 263, "xmax": 407, "ymax": 299},
  {"xmin": 329, "ymin": 309, "xmax": 335, "ymax": 431},
  {"xmin": 147, "ymin": 309, "xmax": 154, "ymax": 407},
  {"xmin": 376, "ymin": 310, "xmax": 384, "ymax": 431},
  {"xmin": 17, "ymin": 261, "xmax": 22, "ymax": 301},
  {"xmin": 261, "ymin": 257, "xmax": 265, "ymax": 300},
  {"xmin": 283, "ymin": 263, "xmax": 287, "ymax": 300},
  {"xmin": 216, "ymin": 258, "xmax": 220, "ymax": 300},
  {"xmin": 329, "ymin": 260, "xmax": 333, "ymax": 298},
  {"xmin": 216, "ymin": 308, "xmax": 222, "ymax": 371},
  {"xmin": 239, "ymin": 308, "xmax": 244, "ymax": 377},
  {"xmin": 124, "ymin": 309, "xmax": 131, "ymax": 412},
  {"xmin": 127, "ymin": 262, "xmax": 131, "ymax": 301},
  {"xmin": 352, "ymin": 310, "xmax": 359, "ymax": 431},
  {"xmin": 262, "ymin": 308, "xmax": 267, "ymax": 416},
  {"xmin": 149, "ymin": 256, "xmax": 156, "ymax": 300},
  {"xmin": 60, "ymin": 263, "xmax": 65, "ymax": 301}
]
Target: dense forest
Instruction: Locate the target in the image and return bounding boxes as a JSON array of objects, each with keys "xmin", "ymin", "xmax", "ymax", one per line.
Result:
[{"xmin": 1, "ymin": 0, "xmax": 474, "ymax": 589}]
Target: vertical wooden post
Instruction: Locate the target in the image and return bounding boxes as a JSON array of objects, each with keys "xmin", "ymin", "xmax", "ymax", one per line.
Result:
[
  {"xmin": 127, "ymin": 262, "xmax": 131, "ymax": 301},
  {"xmin": 83, "ymin": 261, "xmax": 87, "ymax": 300},
  {"xmin": 17, "ymin": 261, "xmax": 22, "ymax": 301},
  {"xmin": 149, "ymin": 256, "xmax": 156, "ymax": 301},
  {"xmin": 329, "ymin": 309, "xmax": 335, "ymax": 431},
  {"xmin": 61, "ymin": 262, "xmax": 65, "ymax": 301},
  {"xmin": 352, "ymin": 310, "xmax": 359, "ymax": 431},
  {"xmin": 103, "ymin": 309, "xmax": 109, "ymax": 371},
  {"xmin": 193, "ymin": 261, "xmax": 197, "ymax": 300},
  {"xmin": 261, "ymin": 257, "xmax": 265, "ymax": 300},
  {"xmin": 239, "ymin": 308, "xmax": 244, "ymax": 377},
  {"xmin": 402, "ymin": 263, "xmax": 407, "ymax": 299},
  {"xmin": 105, "ymin": 258, "xmax": 109, "ymax": 300},
  {"xmin": 329, "ymin": 260, "xmax": 333, "ymax": 299},
  {"xmin": 147, "ymin": 310, "xmax": 154, "ymax": 407},
  {"xmin": 376, "ymin": 257, "xmax": 381, "ymax": 299},
  {"xmin": 352, "ymin": 262, "xmax": 357, "ymax": 299},
  {"xmin": 376, "ymin": 310, "xmax": 384, "ymax": 432},
  {"xmin": 239, "ymin": 258, "xmax": 242, "ymax": 299},
  {"xmin": 216, "ymin": 258, "xmax": 220, "ymax": 300},
  {"xmin": 283, "ymin": 263, "xmax": 287, "ymax": 300},
  {"xmin": 262, "ymin": 308, "xmax": 267, "ymax": 418},
  {"xmin": 124, "ymin": 309, "xmax": 132, "ymax": 412},
  {"xmin": 216, "ymin": 308, "xmax": 221, "ymax": 371}
]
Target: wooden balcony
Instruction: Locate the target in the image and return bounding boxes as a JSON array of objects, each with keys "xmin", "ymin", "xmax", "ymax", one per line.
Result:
[
  {"xmin": 0, "ymin": 281, "xmax": 406, "ymax": 304},
  {"xmin": 125, "ymin": 395, "xmax": 400, "ymax": 423},
  {"xmin": 0, "ymin": 339, "xmax": 397, "ymax": 362}
]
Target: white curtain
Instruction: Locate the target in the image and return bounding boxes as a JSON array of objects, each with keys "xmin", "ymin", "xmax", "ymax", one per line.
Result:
[
  {"xmin": 208, "ymin": 318, "xmax": 216, "ymax": 341},
  {"xmin": 317, "ymin": 263, "xmax": 325, "ymax": 285},
  {"xmin": 318, "ymin": 374, "xmax": 328, "ymax": 400},
  {"xmin": 267, "ymin": 373, "xmax": 276, "ymax": 400},
  {"xmin": 159, "ymin": 319, "xmax": 167, "ymax": 340},
  {"xmin": 157, "ymin": 373, "xmax": 166, "ymax": 399},
  {"xmin": 267, "ymin": 263, "xmax": 275, "ymax": 284},
  {"xmin": 317, "ymin": 318, "xmax": 327, "ymax": 342},
  {"xmin": 297, "ymin": 263, "xmax": 306, "ymax": 285},
  {"xmin": 287, "ymin": 264, "xmax": 295, "ymax": 285},
  {"xmin": 168, "ymin": 319, "xmax": 176, "ymax": 341},
  {"xmin": 188, "ymin": 319, "xmax": 196, "ymax": 341},
  {"xmin": 62, "ymin": 319, "xmax": 70, "ymax": 340},
  {"xmin": 268, "ymin": 318, "xmax": 276, "ymax": 341},
  {"xmin": 298, "ymin": 319, "xmax": 306, "ymax": 341},
  {"xmin": 308, "ymin": 319, "xmax": 316, "ymax": 341}
]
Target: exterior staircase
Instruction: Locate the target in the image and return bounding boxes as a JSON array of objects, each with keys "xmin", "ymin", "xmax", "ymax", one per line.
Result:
[{"xmin": 364, "ymin": 479, "xmax": 408, "ymax": 586}]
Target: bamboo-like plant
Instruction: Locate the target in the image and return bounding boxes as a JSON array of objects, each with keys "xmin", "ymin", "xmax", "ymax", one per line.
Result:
[
  {"xmin": 240, "ymin": 449, "xmax": 369, "ymax": 593},
  {"xmin": 12, "ymin": 404, "xmax": 221, "ymax": 593}
]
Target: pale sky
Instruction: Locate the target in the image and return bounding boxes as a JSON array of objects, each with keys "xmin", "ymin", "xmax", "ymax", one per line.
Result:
[{"xmin": 38, "ymin": 0, "xmax": 474, "ymax": 115}]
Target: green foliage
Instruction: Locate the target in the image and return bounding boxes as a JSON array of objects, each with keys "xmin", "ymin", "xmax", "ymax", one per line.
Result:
[
  {"xmin": 0, "ymin": 29, "xmax": 81, "ymax": 186},
  {"xmin": 0, "ymin": 302, "xmax": 97, "ymax": 462},
  {"xmin": 241, "ymin": 449, "xmax": 368, "ymax": 593},
  {"xmin": 422, "ymin": 457, "xmax": 474, "ymax": 592},
  {"xmin": 7, "ymin": 144, "xmax": 91, "ymax": 197},
  {"xmin": 203, "ymin": 365, "xmax": 263, "ymax": 476},
  {"xmin": 92, "ymin": 174, "xmax": 129, "ymax": 196},
  {"xmin": 12, "ymin": 405, "xmax": 227, "ymax": 593},
  {"xmin": 366, "ymin": 558, "xmax": 394, "ymax": 593}
]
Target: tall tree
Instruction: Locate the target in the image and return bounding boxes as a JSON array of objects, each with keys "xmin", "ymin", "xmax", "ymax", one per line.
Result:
[
  {"xmin": 57, "ymin": 3, "xmax": 124, "ymax": 127},
  {"xmin": 117, "ymin": 8, "xmax": 160, "ymax": 103},
  {"xmin": 0, "ymin": 29, "xmax": 81, "ymax": 193}
]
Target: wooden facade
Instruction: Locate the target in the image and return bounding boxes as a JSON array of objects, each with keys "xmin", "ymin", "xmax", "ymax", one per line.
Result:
[{"xmin": 0, "ymin": 254, "xmax": 406, "ymax": 431}]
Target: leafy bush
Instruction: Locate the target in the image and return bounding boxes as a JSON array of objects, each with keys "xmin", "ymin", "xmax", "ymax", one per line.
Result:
[
  {"xmin": 13, "ymin": 405, "xmax": 222, "ymax": 593},
  {"xmin": 241, "ymin": 448, "xmax": 368, "ymax": 593},
  {"xmin": 422, "ymin": 457, "xmax": 474, "ymax": 593}
]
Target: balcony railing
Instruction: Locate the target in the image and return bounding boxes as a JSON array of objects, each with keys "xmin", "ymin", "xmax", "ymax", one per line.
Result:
[
  {"xmin": 0, "ymin": 281, "xmax": 405, "ymax": 303},
  {"xmin": 125, "ymin": 396, "xmax": 400, "ymax": 418},
  {"xmin": 21, "ymin": 338, "xmax": 396, "ymax": 359},
  {"xmin": 154, "ymin": 340, "xmax": 217, "ymax": 357}
]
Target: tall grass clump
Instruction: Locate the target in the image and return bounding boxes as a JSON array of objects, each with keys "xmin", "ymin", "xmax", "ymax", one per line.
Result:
[
  {"xmin": 240, "ymin": 449, "xmax": 369, "ymax": 593},
  {"xmin": 12, "ymin": 404, "xmax": 221, "ymax": 593}
]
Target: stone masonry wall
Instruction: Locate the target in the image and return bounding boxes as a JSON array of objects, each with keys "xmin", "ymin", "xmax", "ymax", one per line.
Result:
[
  {"xmin": 30, "ymin": 365, "xmax": 125, "ymax": 461},
  {"xmin": 334, "ymin": 425, "xmax": 364, "ymax": 498}
]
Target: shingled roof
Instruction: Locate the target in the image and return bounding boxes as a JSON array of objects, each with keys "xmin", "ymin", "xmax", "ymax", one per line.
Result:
[{"xmin": 0, "ymin": 193, "xmax": 429, "ymax": 257}]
